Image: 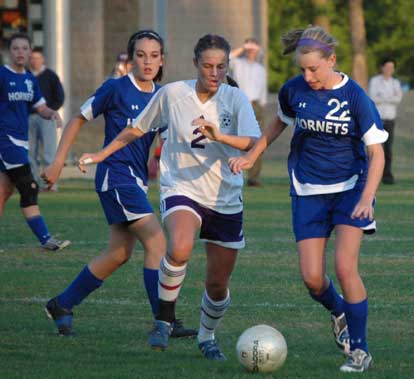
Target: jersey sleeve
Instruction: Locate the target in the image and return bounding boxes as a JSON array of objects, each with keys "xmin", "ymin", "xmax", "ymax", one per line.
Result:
[
  {"xmin": 352, "ymin": 88, "xmax": 388, "ymax": 146},
  {"xmin": 31, "ymin": 76, "xmax": 46, "ymax": 108},
  {"xmin": 80, "ymin": 79, "xmax": 115, "ymax": 121},
  {"xmin": 131, "ymin": 86, "xmax": 168, "ymax": 133},
  {"xmin": 277, "ymin": 82, "xmax": 295, "ymax": 126},
  {"xmin": 235, "ymin": 90, "xmax": 261, "ymax": 137}
]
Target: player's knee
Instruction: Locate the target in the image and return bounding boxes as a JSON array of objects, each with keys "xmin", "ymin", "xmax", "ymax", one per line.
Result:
[
  {"xmin": 15, "ymin": 172, "xmax": 39, "ymax": 208},
  {"xmin": 302, "ymin": 274, "xmax": 325, "ymax": 294},
  {"xmin": 168, "ymin": 239, "xmax": 193, "ymax": 258},
  {"xmin": 112, "ymin": 249, "xmax": 132, "ymax": 266}
]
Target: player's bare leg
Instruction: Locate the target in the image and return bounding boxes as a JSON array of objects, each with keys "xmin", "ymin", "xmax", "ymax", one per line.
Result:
[
  {"xmin": 0, "ymin": 172, "xmax": 14, "ymax": 216},
  {"xmin": 298, "ymin": 238, "xmax": 349, "ymax": 354},
  {"xmin": 335, "ymin": 225, "xmax": 372, "ymax": 372}
]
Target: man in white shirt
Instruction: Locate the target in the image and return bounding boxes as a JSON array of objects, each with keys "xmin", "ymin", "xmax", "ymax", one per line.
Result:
[
  {"xmin": 368, "ymin": 57, "xmax": 403, "ymax": 184},
  {"xmin": 230, "ymin": 38, "xmax": 267, "ymax": 187}
]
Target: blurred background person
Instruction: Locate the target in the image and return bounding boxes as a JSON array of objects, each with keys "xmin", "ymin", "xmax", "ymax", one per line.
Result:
[
  {"xmin": 1, "ymin": 33, "xmax": 69, "ymax": 251},
  {"xmin": 230, "ymin": 37, "xmax": 267, "ymax": 187},
  {"xmin": 28, "ymin": 47, "xmax": 64, "ymax": 191},
  {"xmin": 109, "ymin": 52, "xmax": 130, "ymax": 78},
  {"xmin": 368, "ymin": 57, "xmax": 403, "ymax": 184}
]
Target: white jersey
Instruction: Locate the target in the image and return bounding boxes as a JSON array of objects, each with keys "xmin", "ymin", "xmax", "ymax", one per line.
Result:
[{"xmin": 131, "ymin": 79, "xmax": 261, "ymax": 213}]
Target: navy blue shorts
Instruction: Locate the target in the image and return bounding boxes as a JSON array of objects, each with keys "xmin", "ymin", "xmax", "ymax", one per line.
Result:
[
  {"xmin": 0, "ymin": 145, "xmax": 29, "ymax": 171},
  {"xmin": 292, "ymin": 185, "xmax": 376, "ymax": 242},
  {"xmin": 97, "ymin": 186, "xmax": 153, "ymax": 225},
  {"xmin": 161, "ymin": 195, "xmax": 245, "ymax": 249}
]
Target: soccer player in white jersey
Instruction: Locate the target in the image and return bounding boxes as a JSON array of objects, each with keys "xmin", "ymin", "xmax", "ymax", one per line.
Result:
[
  {"xmin": 77, "ymin": 34, "xmax": 261, "ymax": 361},
  {"xmin": 0, "ymin": 33, "xmax": 69, "ymax": 251},
  {"xmin": 41, "ymin": 30, "xmax": 195, "ymax": 339},
  {"xmin": 229, "ymin": 26, "xmax": 388, "ymax": 373}
]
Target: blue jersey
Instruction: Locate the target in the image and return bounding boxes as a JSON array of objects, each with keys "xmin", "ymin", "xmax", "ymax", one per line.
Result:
[
  {"xmin": 278, "ymin": 73, "xmax": 388, "ymax": 196},
  {"xmin": 80, "ymin": 73, "xmax": 160, "ymax": 192},
  {"xmin": 0, "ymin": 65, "xmax": 44, "ymax": 166}
]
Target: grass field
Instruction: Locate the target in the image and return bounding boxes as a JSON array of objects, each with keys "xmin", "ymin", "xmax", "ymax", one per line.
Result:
[
  {"xmin": 1, "ymin": 93, "xmax": 414, "ymax": 378},
  {"xmin": 1, "ymin": 160, "xmax": 413, "ymax": 379}
]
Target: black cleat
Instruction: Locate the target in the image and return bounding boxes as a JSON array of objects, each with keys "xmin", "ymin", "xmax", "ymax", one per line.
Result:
[
  {"xmin": 45, "ymin": 297, "xmax": 74, "ymax": 336},
  {"xmin": 170, "ymin": 319, "xmax": 198, "ymax": 339}
]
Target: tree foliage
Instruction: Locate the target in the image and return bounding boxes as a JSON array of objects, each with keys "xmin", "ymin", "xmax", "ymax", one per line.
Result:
[{"xmin": 268, "ymin": 0, "xmax": 414, "ymax": 92}]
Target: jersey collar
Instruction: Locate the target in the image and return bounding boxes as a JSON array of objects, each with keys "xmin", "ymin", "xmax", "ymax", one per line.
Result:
[
  {"xmin": 332, "ymin": 72, "xmax": 349, "ymax": 90},
  {"xmin": 4, "ymin": 64, "xmax": 26, "ymax": 74},
  {"xmin": 128, "ymin": 72, "xmax": 155, "ymax": 93}
]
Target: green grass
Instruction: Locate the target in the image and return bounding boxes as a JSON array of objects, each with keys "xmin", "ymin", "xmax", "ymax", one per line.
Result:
[{"xmin": 1, "ymin": 162, "xmax": 413, "ymax": 379}]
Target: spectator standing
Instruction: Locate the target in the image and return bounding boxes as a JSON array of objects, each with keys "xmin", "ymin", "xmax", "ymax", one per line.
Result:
[
  {"xmin": 109, "ymin": 52, "xmax": 130, "ymax": 79},
  {"xmin": 230, "ymin": 37, "xmax": 267, "ymax": 187},
  {"xmin": 28, "ymin": 47, "xmax": 64, "ymax": 191},
  {"xmin": 368, "ymin": 57, "xmax": 403, "ymax": 184}
]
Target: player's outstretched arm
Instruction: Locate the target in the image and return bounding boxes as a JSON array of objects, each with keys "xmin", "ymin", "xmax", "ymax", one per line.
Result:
[
  {"xmin": 351, "ymin": 143, "xmax": 385, "ymax": 221},
  {"xmin": 36, "ymin": 103, "xmax": 63, "ymax": 129},
  {"xmin": 191, "ymin": 117, "xmax": 257, "ymax": 151},
  {"xmin": 77, "ymin": 125, "xmax": 144, "ymax": 172},
  {"xmin": 228, "ymin": 115, "xmax": 287, "ymax": 174},
  {"xmin": 41, "ymin": 115, "xmax": 87, "ymax": 188}
]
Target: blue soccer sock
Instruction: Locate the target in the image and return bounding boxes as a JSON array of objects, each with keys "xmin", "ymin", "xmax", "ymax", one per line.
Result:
[
  {"xmin": 57, "ymin": 266, "xmax": 103, "ymax": 310},
  {"xmin": 26, "ymin": 215, "xmax": 51, "ymax": 244},
  {"xmin": 344, "ymin": 298, "xmax": 368, "ymax": 352},
  {"xmin": 310, "ymin": 279, "xmax": 344, "ymax": 316},
  {"xmin": 143, "ymin": 267, "xmax": 159, "ymax": 316}
]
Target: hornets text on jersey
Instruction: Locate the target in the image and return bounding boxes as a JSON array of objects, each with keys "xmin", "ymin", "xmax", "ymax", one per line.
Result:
[
  {"xmin": 0, "ymin": 65, "xmax": 45, "ymax": 169},
  {"xmin": 278, "ymin": 73, "xmax": 388, "ymax": 196}
]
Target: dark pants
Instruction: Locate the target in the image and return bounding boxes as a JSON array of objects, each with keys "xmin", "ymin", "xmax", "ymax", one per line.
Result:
[
  {"xmin": 382, "ymin": 119, "xmax": 395, "ymax": 182},
  {"xmin": 247, "ymin": 101, "xmax": 264, "ymax": 185}
]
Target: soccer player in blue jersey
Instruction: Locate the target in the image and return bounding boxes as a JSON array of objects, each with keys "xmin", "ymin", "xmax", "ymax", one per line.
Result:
[
  {"xmin": 229, "ymin": 26, "xmax": 388, "ymax": 373},
  {"xmin": 42, "ymin": 30, "xmax": 196, "ymax": 339},
  {"xmin": 76, "ymin": 34, "xmax": 261, "ymax": 361},
  {"xmin": 0, "ymin": 33, "xmax": 70, "ymax": 251}
]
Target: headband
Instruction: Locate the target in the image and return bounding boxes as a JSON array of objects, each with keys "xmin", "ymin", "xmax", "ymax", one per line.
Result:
[
  {"xmin": 131, "ymin": 31, "xmax": 162, "ymax": 42},
  {"xmin": 297, "ymin": 38, "xmax": 333, "ymax": 54}
]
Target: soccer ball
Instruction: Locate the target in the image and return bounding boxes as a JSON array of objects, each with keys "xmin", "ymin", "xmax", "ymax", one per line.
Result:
[{"xmin": 236, "ymin": 324, "xmax": 287, "ymax": 373}]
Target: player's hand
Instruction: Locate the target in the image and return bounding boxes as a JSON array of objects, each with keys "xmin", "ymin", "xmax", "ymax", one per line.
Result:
[
  {"xmin": 192, "ymin": 118, "xmax": 222, "ymax": 142},
  {"xmin": 228, "ymin": 155, "xmax": 254, "ymax": 174},
  {"xmin": 52, "ymin": 111, "xmax": 63, "ymax": 129},
  {"xmin": 77, "ymin": 153, "xmax": 102, "ymax": 173},
  {"xmin": 351, "ymin": 196, "xmax": 375, "ymax": 221},
  {"xmin": 41, "ymin": 161, "xmax": 63, "ymax": 189}
]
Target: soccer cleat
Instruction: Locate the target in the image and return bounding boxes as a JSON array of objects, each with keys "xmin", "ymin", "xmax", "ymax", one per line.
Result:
[
  {"xmin": 340, "ymin": 349, "xmax": 373, "ymax": 373},
  {"xmin": 170, "ymin": 319, "xmax": 198, "ymax": 339},
  {"xmin": 45, "ymin": 297, "xmax": 74, "ymax": 336},
  {"xmin": 198, "ymin": 339, "xmax": 227, "ymax": 361},
  {"xmin": 42, "ymin": 237, "xmax": 71, "ymax": 251},
  {"xmin": 148, "ymin": 320, "xmax": 172, "ymax": 351},
  {"xmin": 331, "ymin": 312, "xmax": 350, "ymax": 355}
]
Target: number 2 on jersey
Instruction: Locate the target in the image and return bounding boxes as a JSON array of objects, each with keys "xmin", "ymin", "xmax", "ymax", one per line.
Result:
[{"xmin": 191, "ymin": 114, "xmax": 206, "ymax": 149}]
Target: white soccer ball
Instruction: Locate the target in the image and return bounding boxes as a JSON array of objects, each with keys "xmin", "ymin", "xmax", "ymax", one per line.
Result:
[{"xmin": 236, "ymin": 324, "xmax": 287, "ymax": 373}]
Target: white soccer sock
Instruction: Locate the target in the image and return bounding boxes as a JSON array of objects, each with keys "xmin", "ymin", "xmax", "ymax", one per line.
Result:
[
  {"xmin": 158, "ymin": 256, "xmax": 187, "ymax": 302},
  {"xmin": 197, "ymin": 289, "xmax": 231, "ymax": 343}
]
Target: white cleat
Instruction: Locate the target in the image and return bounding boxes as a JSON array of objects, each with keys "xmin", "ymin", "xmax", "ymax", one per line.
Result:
[{"xmin": 340, "ymin": 348, "xmax": 373, "ymax": 373}]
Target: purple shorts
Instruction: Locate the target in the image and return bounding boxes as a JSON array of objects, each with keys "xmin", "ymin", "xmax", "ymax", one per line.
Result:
[{"xmin": 161, "ymin": 195, "xmax": 245, "ymax": 249}]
